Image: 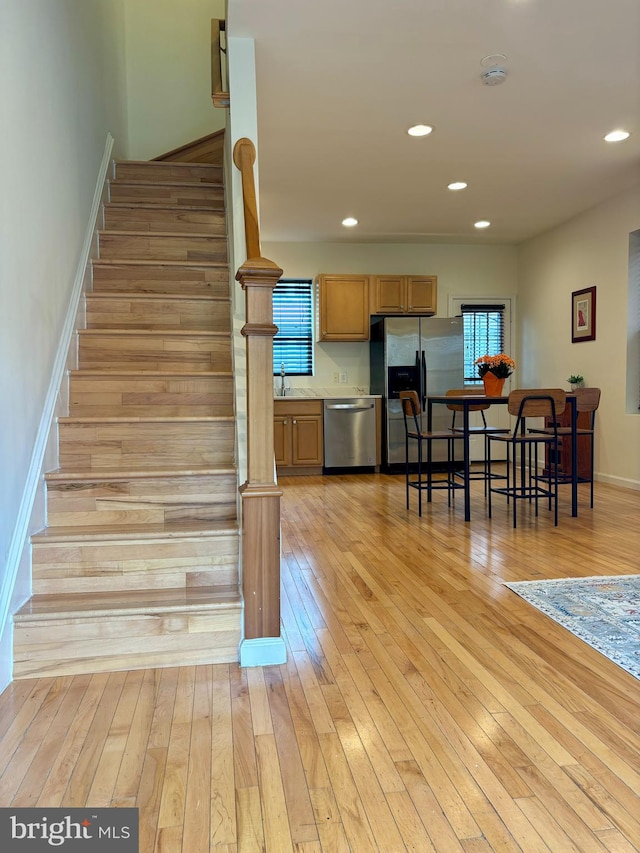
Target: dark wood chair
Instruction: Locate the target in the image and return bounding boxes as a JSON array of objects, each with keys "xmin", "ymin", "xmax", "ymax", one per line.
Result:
[
  {"xmin": 487, "ymin": 389, "xmax": 566, "ymax": 527},
  {"xmin": 446, "ymin": 388, "xmax": 510, "ymax": 494},
  {"xmin": 528, "ymin": 387, "xmax": 601, "ymax": 507},
  {"xmin": 399, "ymin": 390, "xmax": 465, "ymax": 516}
]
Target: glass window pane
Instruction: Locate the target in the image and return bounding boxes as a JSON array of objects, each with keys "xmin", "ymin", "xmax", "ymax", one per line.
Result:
[
  {"xmin": 273, "ymin": 280, "xmax": 313, "ymax": 376},
  {"xmin": 461, "ymin": 304, "xmax": 505, "ymax": 382}
]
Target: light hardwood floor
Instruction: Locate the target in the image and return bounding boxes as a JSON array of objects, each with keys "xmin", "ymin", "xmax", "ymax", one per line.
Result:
[{"xmin": 1, "ymin": 474, "xmax": 639, "ymax": 852}]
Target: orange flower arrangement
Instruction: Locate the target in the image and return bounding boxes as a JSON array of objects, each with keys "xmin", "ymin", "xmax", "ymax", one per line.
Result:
[{"xmin": 474, "ymin": 353, "xmax": 516, "ymax": 379}]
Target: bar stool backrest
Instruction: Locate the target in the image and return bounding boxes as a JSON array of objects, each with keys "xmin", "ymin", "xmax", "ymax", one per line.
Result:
[
  {"xmin": 399, "ymin": 390, "xmax": 422, "ymax": 433},
  {"xmin": 574, "ymin": 387, "xmax": 601, "ymax": 414},
  {"xmin": 445, "ymin": 388, "xmax": 490, "ymax": 412},
  {"xmin": 508, "ymin": 388, "xmax": 566, "ymax": 429}
]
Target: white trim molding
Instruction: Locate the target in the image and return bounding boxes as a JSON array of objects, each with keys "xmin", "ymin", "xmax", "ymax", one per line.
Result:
[{"xmin": 239, "ymin": 637, "xmax": 287, "ymax": 667}]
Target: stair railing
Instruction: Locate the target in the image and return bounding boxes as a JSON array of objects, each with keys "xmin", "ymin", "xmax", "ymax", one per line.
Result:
[
  {"xmin": 233, "ymin": 137, "xmax": 285, "ymax": 664},
  {"xmin": 211, "ymin": 19, "xmax": 230, "ymax": 108}
]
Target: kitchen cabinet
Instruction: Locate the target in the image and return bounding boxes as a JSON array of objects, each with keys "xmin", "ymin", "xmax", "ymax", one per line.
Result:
[
  {"xmin": 371, "ymin": 275, "xmax": 437, "ymax": 315},
  {"xmin": 274, "ymin": 399, "xmax": 323, "ymax": 474},
  {"xmin": 317, "ymin": 274, "xmax": 370, "ymax": 341}
]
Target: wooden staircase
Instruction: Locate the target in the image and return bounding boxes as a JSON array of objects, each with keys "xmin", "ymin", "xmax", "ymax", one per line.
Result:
[{"xmin": 13, "ymin": 160, "xmax": 242, "ymax": 678}]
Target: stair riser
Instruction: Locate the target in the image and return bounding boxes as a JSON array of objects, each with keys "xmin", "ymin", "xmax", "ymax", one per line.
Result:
[
  {"xmin": 113, "ymin": 162, "xmax": 223, "ymax": 184},
  {"xmin": 58, "ymin": 422, "xmax": 234, "ymax": 469},
  {"xmin": 69, "ymin": 374, "xmax": 233, "ymax": 416},
  {"xmin": 99, "ymin": 233, "xmax": 227, "ymax": 263},
  {"xmin": 78, "ymin": 333, "xmax": 232, "ymax": 371},
  {"xmin": 109, "ymin": 183, "xmax": 224, "ymax": 207},
  {"xmin": 13, "ymin": 610, "xmax": 241, "ymax": 678},
  {"xmin": 45, "ymin": 473, "xmax": 237, "ymax": 527},
  {"xmin": 32, "ymin": 537, "xmax": 239, "ymax": 595},
  {"xmin": 85, "ymin": 295, "xmax": 230, "ymax": 332},
  {"xmin": 45, "ymin": 503, "xmax": 235, "ymax": 527},
  {"xmin": 92, "ymin": 263, "xmax": 230, "ymax": 296},
  {"xmin": 104, "ymin": 206, "xmax": 226, "ymax": 234}
]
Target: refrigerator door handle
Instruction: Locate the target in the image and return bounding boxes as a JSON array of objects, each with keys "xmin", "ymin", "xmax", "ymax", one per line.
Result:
[{"xmin": 421, "ymin": 350, "xmax": 427, "ymax": 410}]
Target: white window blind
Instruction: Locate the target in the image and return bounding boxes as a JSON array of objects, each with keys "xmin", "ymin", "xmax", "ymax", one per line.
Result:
[
  {"xmin": 461, "ymin": 303, "xmax": 506, "ymax": 382},
  {"xmin": 272, "ymin": 280, "xmax": 313, "ymax": 376}
]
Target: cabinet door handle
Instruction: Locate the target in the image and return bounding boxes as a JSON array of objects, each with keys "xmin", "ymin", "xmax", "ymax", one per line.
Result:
[
  {"xmin": 283, "ymin": 419, "xmax": 287, "ymax": 425},
  {"xmin": 293, "ymin": 419, "xmax": 297, "ymax": 424}
]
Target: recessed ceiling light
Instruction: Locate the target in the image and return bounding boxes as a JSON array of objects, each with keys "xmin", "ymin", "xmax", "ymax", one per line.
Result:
[
  {"xmin": 448, "ymin": 181, "xmax": 468, "ymax": 191},
  {"xmin": 342, "ymin": 217, "xmax": 358, "ymax": 227},
  {"xmin": 407, "ymin": 124, "xmax": 433, "ymax": 137},
  {"xmin": 604, "ymin": 129, "xmax": 630, "ymax": 142},
  {"xmin": 474, "ymin": 220, "xmax": 491, "ymax": 229}
]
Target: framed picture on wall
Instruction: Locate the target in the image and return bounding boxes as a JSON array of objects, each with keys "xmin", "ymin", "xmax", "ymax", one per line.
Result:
[{"xmin": 571, "ymin": 286, "xmax": 596, "ymax": 343}]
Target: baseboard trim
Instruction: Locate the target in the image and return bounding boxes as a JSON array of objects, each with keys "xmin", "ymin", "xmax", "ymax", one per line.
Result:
[
  {"xmin": 239, "ymin": 637, "xmax": 287, "ymax": 667},
  {"xmin": 596, "ymin": 473, "xmax": 640, "ymax": 492},
  {"xmin": 0, "ymin": 133, "xmax": 114, "ymax": 690}
]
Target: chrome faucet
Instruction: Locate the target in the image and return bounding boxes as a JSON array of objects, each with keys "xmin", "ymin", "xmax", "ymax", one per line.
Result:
[{"xmin": 279, "ymin": 363, "xmax": 286, "ymax": 396}]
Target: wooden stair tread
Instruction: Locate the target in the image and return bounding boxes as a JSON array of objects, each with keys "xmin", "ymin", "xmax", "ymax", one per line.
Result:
[
  {"xmin": 78, "ymin": 328, "xmax": 230, "ymax": 337},
  {"xmin": 55, "ymin": 456, "xmax": 235, "ymax": 473},
  {"xmin": 114, "ymin": 160, "xmax": 222, "ymax": 172},
  {"xmin": 59, "ymin": 414, "xmax": 233, "ymax": 423},
  {"xmin": 92, "ymin": 258, "xmax": 229, "ymax": 269},
  {"xmin": 114, "ymin": 158, "xmax": 221, "ymax": 166},
  {"xmin": 86, "ymin": 292, "xmax": 229, "ymax": 302},
  {"xmin": 45, "ymin": 465, "xmax": 235, "ymax": 481},
  {"xmin": 15, "ymin": 585, "xmax": 241, "ymax": 621},
  {"xmin": 99, "ymin": 229, "xmax": 224, "ymax": 240},
  {"xmin": 68, "ymin": 368, "xmax": 232, "ymax": 376},
  {"xmin": 105, "ymin": 202, "xmax": 225, "ymax": 212},
  {"xmin": 31, "ymin": 518, "xmax": 238, "ymax": 543},
  {"xmin": 109, "ymin": 179, "xmax": 223, "ymax": 189}
]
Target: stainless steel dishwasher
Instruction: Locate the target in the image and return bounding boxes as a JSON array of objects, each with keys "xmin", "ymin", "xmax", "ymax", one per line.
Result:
[{"xmin": 323, "ymin": 398, "xmax": 378, "ymax": 470}]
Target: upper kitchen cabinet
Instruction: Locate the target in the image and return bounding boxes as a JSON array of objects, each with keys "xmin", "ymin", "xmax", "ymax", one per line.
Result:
[
  {"xmin": 371, "ymin": 275, "xmax": 437, "ymax": 315},
  {"xmin": 317, "ymin": 274, "xmax": 370, "ymax": 341}
]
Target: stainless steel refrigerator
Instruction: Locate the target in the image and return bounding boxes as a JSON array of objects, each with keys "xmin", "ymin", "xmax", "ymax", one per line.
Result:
[{"xmin": 370, "ymin": 316, "xmax": 464, "ymax": 469}]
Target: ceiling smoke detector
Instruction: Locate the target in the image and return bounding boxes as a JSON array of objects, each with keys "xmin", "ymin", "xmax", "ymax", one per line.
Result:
[{"xmin": 481, "ymin": 65, "xmax": 508, "ymax": 86}]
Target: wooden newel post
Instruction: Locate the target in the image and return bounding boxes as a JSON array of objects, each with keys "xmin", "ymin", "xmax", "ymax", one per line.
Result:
[{"xmin": 237, "ymin": 257, "xmax": 284, "ymax": 648}]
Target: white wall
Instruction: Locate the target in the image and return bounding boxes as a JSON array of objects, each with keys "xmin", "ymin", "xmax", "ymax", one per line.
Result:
[
  {"xmin": 518, "ymin": 184, "xmax": 640, "ymax": 489},
  {"xmin": 0, "ymin": 0, "xmax": 129, "ymax": 690},
  {"xmin": 262, "ymin": 240, "xmax": 518, "ymax": 392},
  {"xmin": 123, "ymin": 0, "xmax": 226, "ymax": 159}
]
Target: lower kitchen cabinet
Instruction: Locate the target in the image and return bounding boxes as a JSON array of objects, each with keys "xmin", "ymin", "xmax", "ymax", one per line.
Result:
[{"xmin": 274, "ymin": 399, "xmax": 323, "ymax": 474}]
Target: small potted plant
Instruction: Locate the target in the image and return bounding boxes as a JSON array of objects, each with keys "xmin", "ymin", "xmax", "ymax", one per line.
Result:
[{"xmin": 567, "ymin": 374, "xmax": 584, "ymax": 391}]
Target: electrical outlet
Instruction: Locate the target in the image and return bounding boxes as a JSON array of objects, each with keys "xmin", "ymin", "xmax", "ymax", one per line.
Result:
[
  {"xmin": 339, "ymin": 372, "xmax": 348, "ymax": 383},
  {"xmin": 333, "ymin": 372, "xmax": 339, "ymax": 383}
]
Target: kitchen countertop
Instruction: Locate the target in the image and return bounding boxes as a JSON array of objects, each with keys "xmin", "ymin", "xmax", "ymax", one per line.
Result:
[{"xmin": 274, "ymin": 390, "xmax": 381, "ymax": 400}]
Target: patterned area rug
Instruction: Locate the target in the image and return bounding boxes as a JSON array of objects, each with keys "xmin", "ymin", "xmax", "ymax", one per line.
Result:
[{"xmin": 504, "ymin": 575, "xmax": 640, "ymax": 680}]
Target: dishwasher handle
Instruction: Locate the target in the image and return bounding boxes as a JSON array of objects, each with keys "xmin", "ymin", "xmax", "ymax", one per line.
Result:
[{"xmin": 325, "ymin": 402, "xmax": 375, "ymax": 411}]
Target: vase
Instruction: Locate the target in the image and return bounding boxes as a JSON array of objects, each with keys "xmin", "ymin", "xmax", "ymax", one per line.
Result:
[{"xmin": 482, "ymin": 373, "xmax": 506, "ymax": 397}]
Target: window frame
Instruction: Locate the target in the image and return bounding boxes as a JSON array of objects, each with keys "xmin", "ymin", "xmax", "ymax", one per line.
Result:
[
  {"xmin": 272, "ymin": 278, "xmax": 314, "ymax": 377},
  {"xmin": 449, "ymin": 297, "xmax": 513, "ymax": 386}
]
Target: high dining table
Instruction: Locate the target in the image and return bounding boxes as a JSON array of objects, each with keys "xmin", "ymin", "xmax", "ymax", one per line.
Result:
[{"xmin": 426, "ymin": 392, "xmax": 579, "ymax": 522}]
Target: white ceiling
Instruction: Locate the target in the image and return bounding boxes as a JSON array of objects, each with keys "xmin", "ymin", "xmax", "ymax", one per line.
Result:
[{"xmin": 228, "ymin": 0, "xmax": 640, "ymax": 245}]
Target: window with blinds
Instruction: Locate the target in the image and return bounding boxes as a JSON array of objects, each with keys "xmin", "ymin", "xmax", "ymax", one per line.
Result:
[
  {"xmin": 272, "ymin": 280, "xmax": 314, "ymax": 376},
  {"xmin": 461, "ymin": 303, "xmax": 506, "ymax": 382}
]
